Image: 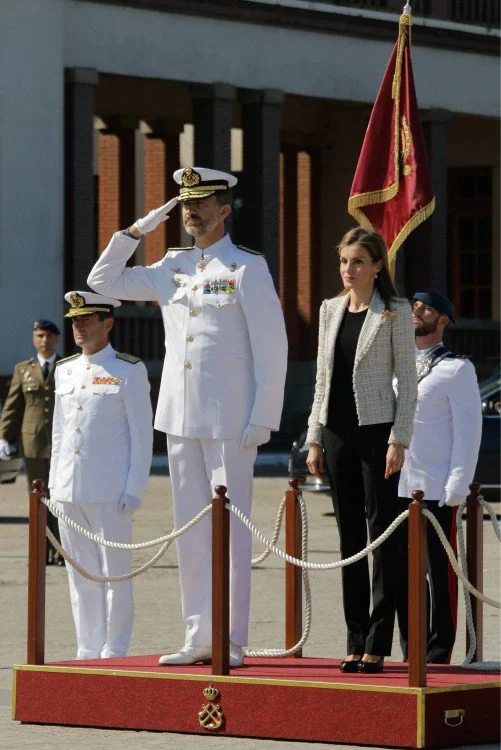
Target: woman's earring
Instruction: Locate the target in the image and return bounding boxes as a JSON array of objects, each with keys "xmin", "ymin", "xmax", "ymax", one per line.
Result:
[{"xmin": 375, "ymin": 273, "xmax": 378, "ymax": 279}]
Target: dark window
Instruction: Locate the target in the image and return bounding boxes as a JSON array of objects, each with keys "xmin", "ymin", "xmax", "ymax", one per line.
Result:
[{"xmin": 448, "ymin": 167, "xmax": 493, "ymax": 320}]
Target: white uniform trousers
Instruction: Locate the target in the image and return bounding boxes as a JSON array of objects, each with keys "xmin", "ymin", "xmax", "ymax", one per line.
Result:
[
  {"xmin": 55, "ymin": 501, "xmax": 133, "ymax": 659},
  {"xmin": 167, "ymin": 435, "xmax": 257, "ymax": 649}
]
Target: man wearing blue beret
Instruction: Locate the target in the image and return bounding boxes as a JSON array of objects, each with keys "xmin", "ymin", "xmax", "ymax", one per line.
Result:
[
  {"xmin": 395, "ymin": 289, "xmax": 482, "ymax": 663},
  {"xmin": 0, "ymin": 319, "xmax": 63, "ymax": 564}
]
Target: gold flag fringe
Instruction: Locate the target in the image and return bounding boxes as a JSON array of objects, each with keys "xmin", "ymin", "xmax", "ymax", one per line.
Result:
[{"xmin": 387, "ymin": 196, "xmax": 435, "ymax": 263}]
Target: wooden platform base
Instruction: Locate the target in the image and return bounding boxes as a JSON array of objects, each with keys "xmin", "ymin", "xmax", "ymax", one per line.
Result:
[{"xmin": 13, "ymin": 656, "xmax": 500, "ymax": 748}]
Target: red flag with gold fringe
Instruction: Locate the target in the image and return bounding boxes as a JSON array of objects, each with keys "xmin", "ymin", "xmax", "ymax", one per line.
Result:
[{"xmin": 348, "ymin": 11, "xmax": 435, "ymax": 264}]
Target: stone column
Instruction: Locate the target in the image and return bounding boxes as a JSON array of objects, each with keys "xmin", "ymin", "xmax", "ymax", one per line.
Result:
[
  {"xmin": 191, "ymin": 83, "xmax": 236, "ymax": 170},
  {"xmin": 240, "ymin": 89, "xmax": 284, "ymax": 290},
  {"xmin": 405, "ymin": 108, "xmax": 452, "ymax": 293},
  {"xmin": 64, "ymin": 67, "xmax": 99, "ymax": 289}
]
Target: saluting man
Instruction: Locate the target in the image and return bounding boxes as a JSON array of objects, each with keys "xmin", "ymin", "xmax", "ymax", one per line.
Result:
[
  {"xmin": 395, "ymin": 289, "xmax": 482, "ymax": 664},
  {"xmin": 0, "ymin": 319, "xmax": 63, "ymax": 564},
  {"xmin": 88, "ymin": 167, "xmax": 288, "ymax": 667},
  {"xmin": 49, "ymin": 291, "xmax": 153, "ymax": 660}
]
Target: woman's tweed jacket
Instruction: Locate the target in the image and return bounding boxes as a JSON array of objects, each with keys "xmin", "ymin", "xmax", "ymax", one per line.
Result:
[{"xmin": 306, "ymin": 289, "xmax": 417, "ymax": 447}]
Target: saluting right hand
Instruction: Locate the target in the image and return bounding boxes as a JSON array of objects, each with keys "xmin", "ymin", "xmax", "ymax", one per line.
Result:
[
  {"xmin": 133, "ymin": 197, "xmax": 179, "ymax": 235},
  {"xmin": 306, "ymin": 443, "xmax": 325, "ymax": 479},
  {"xmin": 0, "ymin": 439, "xmax": 11, "ymax": 461}
]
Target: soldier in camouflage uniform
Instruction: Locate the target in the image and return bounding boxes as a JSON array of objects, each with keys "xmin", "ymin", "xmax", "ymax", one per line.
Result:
[{"xmin": 0, "ymin": 320, "xmax": 63, "ymax": 564}]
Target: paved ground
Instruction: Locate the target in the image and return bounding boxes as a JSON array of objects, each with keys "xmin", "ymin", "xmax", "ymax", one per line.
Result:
[{"xmin": 1, "ymin": 471, "xmax": 499, "ymax": 749}]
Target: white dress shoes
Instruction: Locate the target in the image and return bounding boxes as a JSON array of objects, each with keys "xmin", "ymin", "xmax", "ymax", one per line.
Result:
[
  {"xmin": 158, "ymin": 643, "xmax": 244, "ymax": 667},
  {"xmin": 229, "ymin": 643, "xmax": 244, "ymax": 668},
  {"xmin": 158, "ymin": 646, "xmax": 211, "ymax": 666}
]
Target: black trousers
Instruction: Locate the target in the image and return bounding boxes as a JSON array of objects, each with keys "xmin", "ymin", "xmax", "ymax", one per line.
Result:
[
  {"xmin": 322, "ymin": 423, "xmax": 400, "ymax": 656},
  {"xmin": 395, "ymin": 499, "xmax": 458, "ymax": 664}
]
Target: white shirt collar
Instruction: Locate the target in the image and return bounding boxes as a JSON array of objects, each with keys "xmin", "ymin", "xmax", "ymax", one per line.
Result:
[
  {"xmin": 415, "ymin": 342, "xmax": 444, "ymax": 359},
  {"xmin": 80, "ymin": 342, "xmax": 114, "ymax": 366},
  {"xmin": 194, "ymin": 233, "xmax": 233, "ymax": 260},
  {"xmin": 37, "ymin": 353, "xmax": 57, "ymax": 367}
]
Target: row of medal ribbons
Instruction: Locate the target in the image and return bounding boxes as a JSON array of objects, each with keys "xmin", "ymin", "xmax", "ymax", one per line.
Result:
[{"xmin": 204, "ymin": 279, "xmax": 236, "ymax": 294}]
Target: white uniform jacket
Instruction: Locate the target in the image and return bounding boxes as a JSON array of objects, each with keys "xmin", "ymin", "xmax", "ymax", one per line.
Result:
[
  {"xmin": 49, "ymin": 344, "xmax": 153, "ymax": 504},
  {"xmin": 87, "ymin": 233, "xmax": 288, "ymax": 439},
  {"xmin": 398, "ymin": 354, "xmax": 482, "ymax": 501},
  {"xmin": 307, "ymin": 290, "xmax": 417, "ymax": 447}
]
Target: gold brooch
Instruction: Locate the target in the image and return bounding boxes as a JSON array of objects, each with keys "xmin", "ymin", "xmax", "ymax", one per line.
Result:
[
  {"xmin": 69, "ymin": 292, "xmax": 85, "ymax": 309},
  {"xmin": 182, "ymin": 168, "xmax": 201, "ymax": 187}
]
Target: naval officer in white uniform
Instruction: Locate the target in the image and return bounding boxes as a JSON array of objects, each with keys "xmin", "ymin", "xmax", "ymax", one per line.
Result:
[
  {"xmin": 395, "ymin": 289, "xmax": 482, "ymax": 663},
  {"xmin": 87, "ymin": 167, "xmax": 288, "ymax": 666},
  {"xmin": 49, "ymin": 291, "xmax": 153, "ymax": 659}
]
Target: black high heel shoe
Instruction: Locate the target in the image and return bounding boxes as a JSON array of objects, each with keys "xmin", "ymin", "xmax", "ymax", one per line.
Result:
[
  {"xmin": 339, "ymin": 656, "xmax": 362, "ymax": 673},
  {"xmin": 358, "ymin": 656, "xmax": 384, "ymax": 674}
]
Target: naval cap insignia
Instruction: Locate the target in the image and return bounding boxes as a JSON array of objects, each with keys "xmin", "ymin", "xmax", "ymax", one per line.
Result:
[
  {"xmin": 69, "ymin": 292, "xmax": 85, "ymax": 309},
  {"xmin": 182, "ymin": 168, "xmax": 201, "ymax": 187}
]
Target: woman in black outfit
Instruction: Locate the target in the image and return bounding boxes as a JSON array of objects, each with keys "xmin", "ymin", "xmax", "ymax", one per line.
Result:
[{"xmin": 306, "ymin": 227, "xmax": 417, "ymax": 673}]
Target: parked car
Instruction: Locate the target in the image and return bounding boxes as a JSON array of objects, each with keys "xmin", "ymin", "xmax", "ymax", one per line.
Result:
[{"xmin": 289, "ymin": 368, "xmax": 500, "ymax": 499}]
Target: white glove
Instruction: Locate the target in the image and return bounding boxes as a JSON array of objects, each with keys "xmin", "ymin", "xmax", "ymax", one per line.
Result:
[
  {"xmin": 118, "ymin": 494, "xmax": 141, "ymax": 516},
  {"xmin": 240, "ymin": 424, "xmax": 271, "ymax": 451},
  {"xmin": 0, "ymin": 439, "xmax": 11, "ymax": 461},
  {"xmin": 133, "ymin": 197, "xmax": 179, "ymax": 235},
  {"xmin": 439, "ymin": 490, "xmax": 466, "ymax": 508}
]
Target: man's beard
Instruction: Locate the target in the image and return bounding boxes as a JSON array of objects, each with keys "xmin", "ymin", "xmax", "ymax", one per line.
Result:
[
  {"xmin": 183, "ymin": 215, "xmax": 219, "ymax": 238},
  {"xmin": 414, "ymin": 318, "xmax": 439, "ymax": 337}
]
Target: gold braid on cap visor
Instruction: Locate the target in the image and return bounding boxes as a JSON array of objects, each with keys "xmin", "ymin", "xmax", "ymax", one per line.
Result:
[
  {"xmin": 178, "ymin": 184, "xmax": 229, "ymax": 201},
  {"xmin": 65, "ymin": 307, "xmax": 113, "ymax": 318}
]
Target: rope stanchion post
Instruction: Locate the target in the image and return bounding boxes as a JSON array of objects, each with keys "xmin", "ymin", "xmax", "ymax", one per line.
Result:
[
  {"xmin": 212, "ymin": 485, "xmax": 230, "ymax": 676},
  {"xmin": 466, "ymin": 482, "xmax": 483, "ymax": 662},
  {"xmin": 408, "ymin": 490, "xmax": 427, "ymax": 688},
  {"xmin": 285, "ymin": 478, "xmax": 303, "ymax": 657},
  {"xmin": 27, "ymin": 479, "xmax": 47, "ymax": 665}
]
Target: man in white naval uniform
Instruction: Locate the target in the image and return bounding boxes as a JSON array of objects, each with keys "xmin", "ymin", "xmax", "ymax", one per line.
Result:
[
  {"xmin": 395, "ymin": 289, "xmax": 482, "ymax": 664},
  {"xmin": 87, "ymin": 167, "xmax": 288, "ymax": 667},
  {"xmin": 49, "ymin": 291, "xmax": 153, "ymax": 659}
]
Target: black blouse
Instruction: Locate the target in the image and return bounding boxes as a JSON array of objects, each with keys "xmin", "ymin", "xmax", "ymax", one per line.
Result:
[{"xmin": 327, "ymin": 307, "xmax": 368, "ymax": 430}]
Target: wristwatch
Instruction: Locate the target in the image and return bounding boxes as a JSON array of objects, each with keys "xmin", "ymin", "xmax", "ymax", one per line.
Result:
[{"xmin": 123, "ymin": 228, "xmax": 142, "ymax": 239}]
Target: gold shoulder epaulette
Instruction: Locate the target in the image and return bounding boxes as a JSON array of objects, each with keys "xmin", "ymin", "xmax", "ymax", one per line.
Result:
[
  {"xmin": 237, "ymin": 245, "xmax": 265, "ymax": 256},
  {"xmin": 116, "ymin": 352, "xmax": 142, "ymax": 364},
  {"xmin": 56, "ymin": 354, "xmax": 80, "ymax": 366},
  {"xmin": 18, "ymin": 357, "xmax": 34, "ymax": 366},
  {"xmin": 167, "ymin": 251, "xmax": 193, "ymax": 253}
]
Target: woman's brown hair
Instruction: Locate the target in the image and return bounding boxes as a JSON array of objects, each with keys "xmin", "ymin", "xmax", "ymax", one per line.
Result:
[{"xmin": 337, "ymin": 227, "xmax": 398, "ymax": 313}]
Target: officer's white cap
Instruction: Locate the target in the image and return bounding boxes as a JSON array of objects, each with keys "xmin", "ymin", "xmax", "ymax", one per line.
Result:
[
  {"xmin": 64, "ymin": 291, "xmax": 121, "ymax": 318},
  {"xmin": 173, "ymin": 167, "xmax": 237, "ymax": 202}
]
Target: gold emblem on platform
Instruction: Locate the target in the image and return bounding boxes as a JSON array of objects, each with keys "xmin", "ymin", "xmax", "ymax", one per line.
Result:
[
  {"xmin": 198, "ymin": 685, "xmax": 224, "ymax": 731},
  {"xmin": 182, "ymin": 168, "xmax": 201, "ymax": 187},
  {"xmin": 400, "ymin": 115, "xmax": 412, "ymax": 177},
  {"xmin": 69, "ymin": 292, "xmax": 85, "ymax": 309}
]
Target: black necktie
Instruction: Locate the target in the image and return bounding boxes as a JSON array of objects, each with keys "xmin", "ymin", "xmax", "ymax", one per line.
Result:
[{"xmin": 42, "ymin": 362, "xmax": 50, "ymax": 380}]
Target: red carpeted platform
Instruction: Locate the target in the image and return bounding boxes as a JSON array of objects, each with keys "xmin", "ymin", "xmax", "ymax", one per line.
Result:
[{"xmin": 13, "ymin": 656, "xmax": 500, "ymax": 748}]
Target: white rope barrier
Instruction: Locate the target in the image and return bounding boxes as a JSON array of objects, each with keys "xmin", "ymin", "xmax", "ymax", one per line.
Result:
[
  {"xmin": 455, "ymin": 499, "xmax": 501, "ymax": 671},
  {"xmin": 40, "ymin": 488, "xmax": 499, "ymax": 670},
  {"xmin": 46, "ymin": 528, "xmax": 174, "ymax": 583},
  {"xmin": 246, "ymin": 491, "xmax": 312, "ymax": 657},
  {"xmin": 480, "ymin": 496, "xmax": 501, "ymax": 542},
  {"xmin": 226, "ymin": 504, "xmax": 409, "ymax": 570},
  {"xmin": 251, "ymin": 495, "xmax": 286, "ymax": 566},
  {"xmin": 422, "ymin": 509, "xmax": 501, "ymax": 610},
  {"xmin": 42, "ymin": 495, "xmax": 211, "ymax": 550}
]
